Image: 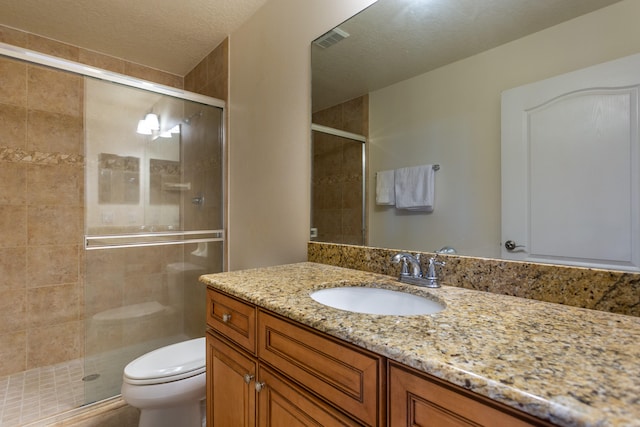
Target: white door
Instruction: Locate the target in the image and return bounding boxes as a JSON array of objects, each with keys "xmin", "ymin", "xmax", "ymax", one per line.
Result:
[{"xmin": 501, "ymin": 53, "xmax": 640, "ymax": 271}]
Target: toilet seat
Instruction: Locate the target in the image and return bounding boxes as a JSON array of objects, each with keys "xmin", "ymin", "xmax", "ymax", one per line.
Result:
[{"xmin": 123, "ymin": 337, "xmax": 205, "ymax": 385}]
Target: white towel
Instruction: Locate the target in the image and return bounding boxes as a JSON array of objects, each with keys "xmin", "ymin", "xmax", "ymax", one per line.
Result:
[
  {"xmin": 375, "ymin": 170, "xmax": 395, "ymax": 205},
  {"xmin": 394, "ymin": 164, "xmax": 435, "ymax": 211}
]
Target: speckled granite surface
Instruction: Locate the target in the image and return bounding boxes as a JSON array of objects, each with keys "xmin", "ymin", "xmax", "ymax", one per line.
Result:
[
  {"xmin": 308, "ymin": 242, "xmax": 640, "ymax": 317},
  {"xmin": 201, "ymin": 262, "xmax": 640, "ymax": 427}
]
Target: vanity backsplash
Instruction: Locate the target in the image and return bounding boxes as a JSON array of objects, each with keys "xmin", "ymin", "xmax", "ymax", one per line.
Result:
[{"xmin": 308, "ymin": 242, "xmax": 639, "ymax": 317}]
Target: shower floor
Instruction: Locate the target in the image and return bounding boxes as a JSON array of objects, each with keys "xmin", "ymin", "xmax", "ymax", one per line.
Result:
[
  {"xmin": 0, "ymin": 359, "xmax": 84, "ymax": 426},
  {"xmin": 0, "ymin": 334, "xmax": 190, "ymax": 426}
]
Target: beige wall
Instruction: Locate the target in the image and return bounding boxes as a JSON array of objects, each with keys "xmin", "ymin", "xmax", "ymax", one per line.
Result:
[
  {"xmin": 227, "ymin": 0, "xmax": 376, "ymax": 270},
  {"xmin": 368, "ymin": 0, "xmax": 640, "ymax": 257}
]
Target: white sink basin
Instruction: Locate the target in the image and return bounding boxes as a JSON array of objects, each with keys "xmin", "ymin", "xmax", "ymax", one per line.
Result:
[{"xmin": 310, "ymin": 286, "xmax": 445, "ymax": 316}]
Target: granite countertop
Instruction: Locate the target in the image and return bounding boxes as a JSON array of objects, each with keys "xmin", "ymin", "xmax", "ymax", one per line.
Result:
[{"xmin": 200, "ymin": 262, "xmax": 640, "ymax": 427}]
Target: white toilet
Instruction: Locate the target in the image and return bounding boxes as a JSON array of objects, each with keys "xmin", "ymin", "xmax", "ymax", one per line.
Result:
[{"xmin": 121, "ymin": 337, "xmax": 206, "ymax": 427}]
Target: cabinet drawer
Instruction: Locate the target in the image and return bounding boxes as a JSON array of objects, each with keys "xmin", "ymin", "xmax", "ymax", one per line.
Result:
[
  {"xmin": 258, "ymin": 310, "xmax": 384, "ymax": 426},
  {"xmin": 207, "ymin": 289, "xmax": 256, "ymax": 354}
]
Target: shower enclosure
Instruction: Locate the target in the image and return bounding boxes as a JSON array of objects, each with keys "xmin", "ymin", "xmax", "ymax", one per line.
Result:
[
  {"xmin": 83, "ymin": 78, "xmax": 224, "ymax": 403},
  {"xmin": 0, "ymin": 43, "xmax": 224, "ymax": 424}
]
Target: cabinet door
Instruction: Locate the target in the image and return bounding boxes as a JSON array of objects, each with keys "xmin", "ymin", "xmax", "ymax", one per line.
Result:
[
  {"xmin": 207, "ymin": 332, "xmax": 257, "ymax": 427},
  {"xmin": 258, "ymin": 310, "xmax": 383, "ymax": 426},
  {"xmin": 388, "ymin": 362, "xmax": 554, "ymax": 427},
  {"xmin": 257, "ymin": 365, "xmax": 361, "ymax": 427}
]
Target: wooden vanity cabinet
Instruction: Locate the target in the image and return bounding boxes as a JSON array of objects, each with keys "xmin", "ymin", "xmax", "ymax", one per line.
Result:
[
  {"xmin": 207, "ymin": 288, "xmax": 554, "ymax": 427},
  {"xmin": 206, "ymin": 288, "xmax": 384, "ymax": 426},
  {"xmin": 388, "ymin": 362, "xmax": 555, "ymax": 427}
]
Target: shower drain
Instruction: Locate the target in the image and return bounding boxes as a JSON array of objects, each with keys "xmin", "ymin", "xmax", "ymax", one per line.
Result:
[{"xmin": 82, "ymin": 373, "xmax": 100, "ymax": 381}]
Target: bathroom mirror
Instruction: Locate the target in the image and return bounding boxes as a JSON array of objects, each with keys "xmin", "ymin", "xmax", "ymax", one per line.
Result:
[{"xmin": 311, "ymin": 0, "xmax": 640, "ymax": 271}]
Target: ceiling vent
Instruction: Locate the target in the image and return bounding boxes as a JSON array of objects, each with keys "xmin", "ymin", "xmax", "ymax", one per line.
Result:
[{"xmin": 313, "ymin": 27, "xmax": 350, "ymax": 49}]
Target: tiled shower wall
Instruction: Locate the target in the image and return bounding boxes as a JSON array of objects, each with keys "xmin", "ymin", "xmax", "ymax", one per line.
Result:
[
  {"xmin": 0, "ymin": 25, "xmax": 184, "ymax": 377},
  {"xmin": 312, "ymin": 95, "xmax": 368, "ymax": 245}
]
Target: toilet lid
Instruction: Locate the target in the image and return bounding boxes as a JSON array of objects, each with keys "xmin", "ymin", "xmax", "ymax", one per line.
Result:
[{"xmin": 123, "ymin": 337, "xmax": 206, "ymax": 385}]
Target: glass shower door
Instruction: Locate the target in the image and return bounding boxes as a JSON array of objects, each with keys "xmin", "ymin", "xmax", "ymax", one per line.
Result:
[{"xmin": 83, "ymin": 77, "xmax": 224, "ymax": 403}]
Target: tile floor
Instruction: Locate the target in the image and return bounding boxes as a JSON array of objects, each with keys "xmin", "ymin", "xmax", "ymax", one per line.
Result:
[
  {"xmin": 0, "ymin": 359, "xmax": 85, "ymax": 426},
  {"xmin": 0, "ymin": 334, "xmax": 189, "ymax": 426}
]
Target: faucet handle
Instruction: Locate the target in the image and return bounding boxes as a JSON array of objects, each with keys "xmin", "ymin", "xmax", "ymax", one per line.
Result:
[
  {"xmin": 429, "ymin": 254, "xmax": 446, "ymax": 267},
  {"xmin": 391, "ymin": 253, "xmax": 410, "ymax": 276}
]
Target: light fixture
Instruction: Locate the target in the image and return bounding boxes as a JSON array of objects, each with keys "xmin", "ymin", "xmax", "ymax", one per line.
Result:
[
  {"xmin": 144, "ymin": 113, "xmax": 160, "ymax": 131},
  {"xmin": 136, "ymin": 112, "xmax": 160, "ymax": 135},
  {"xmin": 136, "ymin": 119, "xmax": 152, "ymax": 135}
]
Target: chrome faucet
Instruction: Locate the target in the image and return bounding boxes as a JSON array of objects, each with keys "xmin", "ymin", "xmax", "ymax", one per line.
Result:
[
  {"xmin": 391, "ymin": 253, "xmax": 422, "ymax": 278},
  {"xmin": 391, "ymin": 253, "xmax": 444, "ymax": 288}
]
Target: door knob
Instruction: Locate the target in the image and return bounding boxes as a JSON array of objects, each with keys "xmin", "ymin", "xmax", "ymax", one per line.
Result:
[{"xmin": 504, "ymin": 240, "xmax": 525, "ymax": 251}]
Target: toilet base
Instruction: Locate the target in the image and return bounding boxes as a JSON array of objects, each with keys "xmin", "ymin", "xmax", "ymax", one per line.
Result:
[{"xmin": 138, "ymin": 400, "xmax": 204, "ymax": 427}]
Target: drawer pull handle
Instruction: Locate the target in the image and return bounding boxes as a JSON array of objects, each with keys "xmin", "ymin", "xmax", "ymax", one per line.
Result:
[
  {"xmin": 243, "ymin": 374, "xmax": 254, "ymax": 384},
  {"xmin": 222, "ymin": 313, "xmax": 231, "ymax": 323},
  {"xmin": 255, "ymin": 381, "xmax": 266, "ymax": 392}
]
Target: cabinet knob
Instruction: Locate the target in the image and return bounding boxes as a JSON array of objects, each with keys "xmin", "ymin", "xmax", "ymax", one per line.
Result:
[
  {"xmin": 255, "ymin": 381, "xmax": 266, "ymax": 392},
  {"xmin": 243, "ymin": 374, "xmax": 254, "ymax": 384},
  {"xmin": 222, "ymin": 313, "xmax": 231, "ymax": 323}
]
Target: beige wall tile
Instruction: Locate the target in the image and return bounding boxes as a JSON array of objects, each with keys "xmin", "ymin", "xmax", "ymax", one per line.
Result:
[
  {"xmin": 27, "ymin": 245, "xmax": 79, "ymax": 287},
  {"xmin": 84, "ymin": 248, "xmax": 126, "ymax": 280},
  {"xmin": 27, "ymin": 110, "xmax": 84, "ymax": 154},
  {"xmin": 0, "ymin": 247, "xmax": 26, "ymax": 290},
  {"xmin": 0, "ymin": 103, "xmax": 27, "ymax": 149},
  {"xmin": 78, "ymin": 49, "xmax": 126, "ymax": 75},
  {"xmin": 27, "ymin": 65, "xmax": 83, "ymax": 117},
  {"xmin": 184, "ymin": 59, "xmax": 207, "ymax": 93},
  {"xmin": 0, "ymin": 289, "xmax": 26, "ymax": 334},
  {"xmin": 0, "ymin": 331, "xmax": 26, "ymax": 376},
  {"xmin": 27, "ymin": 283, "xmax": 79, "ymax": 327},
  {"xmin": 27, "ymin": 164, "xmax": 83, "ymax": 206},
  {"xmin": 27, "ymin": 206, "xmax": 82, "ymax": 246},
  {"xmin": 123, "ymin": 273, "xmax": 165, "ymax": 306},
  {"xmin": 185, "ymin": 38, "xmax": 228, "ymax": 101},
  {"xmin": 123, "ymin": 62, "xmax": 183, "ymax": 89},
  {"xmin": 0, "ymin": 162, "xmax": 26, "ymax": 204},
  {"xmin": 84, "ymin": 276, "xmax": 123, "ymax": 317},
  {"xmin": 27, "ymin": 34, "xmax": 79, "ymax": 61},
  {"xmin": 27, "ymin": 320, "xmax": 82, "ymax": 368},
  {"xmin": 0, "ymin": 25, "xmax": 27, "ymax": 47},
  {"xmin": 0, "ymin": 58, "xmax": 27, "ymax": 107},
  {"xmin": 121, "ymin": 246, "xmax": 164, "ymax": 276},
  {"xmin": 0, "ymin": 205, "xmax": 26, "ymax": 247},
  {"xmin": 205, "ymin": 40, "xmax": 228, "ymax": 101}
]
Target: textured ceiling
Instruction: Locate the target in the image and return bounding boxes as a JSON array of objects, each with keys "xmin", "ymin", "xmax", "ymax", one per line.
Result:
[
  {"xmin": 0, "ymin": 0, "xmax": 269, "ymax": 76},
  {"xmin": 312, "ymin": 0, "xmax": 623, "ymax": 111}
]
